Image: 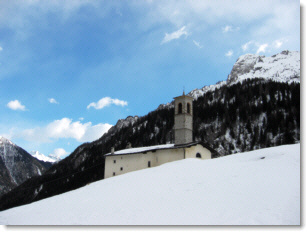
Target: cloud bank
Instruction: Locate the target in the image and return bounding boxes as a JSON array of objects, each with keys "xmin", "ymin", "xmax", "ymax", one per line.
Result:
[{"xmin": 14, "ymin": 118, "xmax": 112, "ymax": 143}]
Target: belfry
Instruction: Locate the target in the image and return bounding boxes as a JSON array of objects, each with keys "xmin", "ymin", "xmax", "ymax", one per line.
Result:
[{"xmin": 174, "ymin": 91, "xmax": 194, "ymax": 145}]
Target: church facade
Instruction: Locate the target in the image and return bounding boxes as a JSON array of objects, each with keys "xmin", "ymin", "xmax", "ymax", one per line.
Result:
[{"xmin": 104, "ymin": 92, "xmax": 215, "ymax": 179}]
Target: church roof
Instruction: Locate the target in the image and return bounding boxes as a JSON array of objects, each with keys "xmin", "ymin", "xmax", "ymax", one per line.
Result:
[{"xmin": 104, "ymin": 141, "xmax": 217, "ymax": 157}]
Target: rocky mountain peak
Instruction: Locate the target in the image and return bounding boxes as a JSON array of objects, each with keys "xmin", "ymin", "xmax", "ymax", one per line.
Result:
[
  {"xmin": 227, "ymin": 50, "xmax": 300, "ymax": 84},
  {"xmin": 0, "ymin": 136, "xmax": 50, "ymax": 196},
  {"xmin": 0, "ymin": 136, "xmax": 15, "ymax": 146}
]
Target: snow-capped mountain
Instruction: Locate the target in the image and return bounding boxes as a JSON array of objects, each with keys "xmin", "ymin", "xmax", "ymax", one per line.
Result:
[
  {"xmin": 227, "ymin": 50, "xmax": 300, "ymax": 84},
  {"xmin": 0, "ymin": 136, "xmax": 50, "ymax": 196},
  {"xmin": 30, "ymin": 151, "xmax": 57, "ymax": 163},
  {"xmin": 0, "ymin": 144, "xmax": 300, "ymax": 225},
  {"xmin": 104, "ymin": 51, "xmax": 300, "ymax": 129},
  {"xmin": 189, "ymin": 50, "xmax": 300, "ymax": 99}
]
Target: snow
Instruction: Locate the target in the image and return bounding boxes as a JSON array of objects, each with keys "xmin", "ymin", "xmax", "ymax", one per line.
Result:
[
  {"xmin": 0, "ymin": 136, "xmax": 15, "ymax": 146},
  {"xmin": 0, "ymin": 144, "xmax": 300, "ymax": 225},
  {"xmin": 229, "ymin": 51, "xmax": 300, "ymax": 84},
  {"xmin": 105, "ymin": 144, "xmax": 175, "ymax": 156},
  {"xmin": 30, "ymin": 151, "xmax": 57, "ymax": 163},
  {"xmin": 189, "ymin": 81, "xmax": 227, "ymax": 99},
  {"xmin": 188, "ymin": 51, "xmax": 300, "ymax": 100}
]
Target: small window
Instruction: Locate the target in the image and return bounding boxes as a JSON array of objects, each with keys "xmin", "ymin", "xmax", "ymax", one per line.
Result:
[
  {"xmin": 113, "ymin": 160, "xmax": 116, "ymax": 164},
  {"xmin": 148, "ymin": 161, "xmax": 151, "ymax": 167},
  {"xmin": 120, "ymin": 167, "xmax": 123, "ymax": 171},
  {"xmin": 187, "ymin": 103, "xmax": 191, "ymax": 114},
  {"xmin": 113, "ymin": 172, "xmax": 116, "ymax": 176},
  {"xmin": 178, "ymin": 103, "xmax": 182, "ymax": 114},
  {"xmin": 196, "ymin": 153, "xmax": 201, "ymax": 158}
]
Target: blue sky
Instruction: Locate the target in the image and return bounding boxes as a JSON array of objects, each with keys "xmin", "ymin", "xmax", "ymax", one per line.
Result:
[{"xmin": 0, "ymin": 0, "xmax": 300, "ymax": 158}]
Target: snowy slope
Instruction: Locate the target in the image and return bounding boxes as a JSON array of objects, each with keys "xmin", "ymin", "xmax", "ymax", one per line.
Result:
[
  {"xmin": 0, "ymin": 144, "xmax": 300, "ymax": 225},
  {"xmin": 30, "ymin": 151, "xmax": 57, "ymax": 163}
]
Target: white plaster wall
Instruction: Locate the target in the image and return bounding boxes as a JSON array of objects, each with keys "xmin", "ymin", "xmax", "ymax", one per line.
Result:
[
  {"xmin": 185, "ymin": 144, "xmax": 211, "ymax": 160},
  {"xmin": 155, "ymin": 148, "xmax": 184, "ymax": 166},
  {"xmin": 105, "ymin": 152, "xmax": 155, "ymax": 179},
  {"xmin": 104, "ymin": 145, "xmax": 211, "ymax": 179},
  {"xmin": 105, "ymin": 148, "xmax": 184, "ymax": 179}
]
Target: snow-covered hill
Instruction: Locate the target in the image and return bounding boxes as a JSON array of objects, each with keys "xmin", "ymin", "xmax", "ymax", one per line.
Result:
[
  {"xmin": 0, "ymin": 143, "xmax": 300, "ymax": 225},
  {"xmin": 30, "ymin": 151, "xmax": 57, "ymax": 163}
]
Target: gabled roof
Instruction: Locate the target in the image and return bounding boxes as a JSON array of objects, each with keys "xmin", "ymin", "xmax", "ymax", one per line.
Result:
[{"xmin": 104, "ymin": 141, "xmax": 217, "ymax": 157}]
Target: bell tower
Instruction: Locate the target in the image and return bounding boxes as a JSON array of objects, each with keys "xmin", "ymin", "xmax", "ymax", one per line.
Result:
[{"xmin": 174, "ymin": 91, "xmax": 193, "ymax": 145}]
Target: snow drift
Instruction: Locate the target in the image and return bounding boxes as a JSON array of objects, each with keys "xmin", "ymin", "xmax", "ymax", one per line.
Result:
[{"xmin": 0, "ymin": 144, "xmax": 300, "ymax": 225}]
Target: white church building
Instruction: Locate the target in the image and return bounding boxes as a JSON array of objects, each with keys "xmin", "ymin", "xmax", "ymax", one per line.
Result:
[{"xmin": 104, "ymin": 92, "xmax": 216, "ymax": 179}]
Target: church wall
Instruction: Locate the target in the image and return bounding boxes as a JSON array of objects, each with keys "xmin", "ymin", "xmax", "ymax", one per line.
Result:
[
  {"xmin": 155, "ymin": 148, "xmax": 184, "ymax": 166},
  {"xmin": 185, "ymin": 144, "xmax": 211, "ymax": 160},
  {"xmin": 105, "ymin": 152, "xmax": 155, "ymax": 179},
  {"xmin": 104, "ymin": 148, "xmax": 184, "ymax": 179}
]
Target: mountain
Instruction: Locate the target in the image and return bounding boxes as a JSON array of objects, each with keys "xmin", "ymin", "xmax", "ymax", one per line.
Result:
[
  {"xmin": 189, "ymin": 50, "xmax": 300, "ymax": 99},
  {"xmin": 30, "ymin": 151, "xmax": 58, "ymax": 163},
  {"xmin": 0, "ymin": 50, "xmax": 300, "ymax": 211},
  {"xmin": 0, "ymin": 136, "xmax": 51, "ymax": 196},
  {"xmin": 0, "ymin": 144, "xmax": 300, "ymax": 225}
]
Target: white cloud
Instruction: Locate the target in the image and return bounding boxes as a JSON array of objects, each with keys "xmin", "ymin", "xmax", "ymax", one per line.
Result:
[
  {"xmin": 15, "ymin": 118, "xmax": 113, "ymax": 143},
  {"xmin": 256, "ymin": 43, "xmax": 268, "ymax": 54},
  {"xmin": 193, "ymin": 40, "xmax": 203, "ymax": 49},
  {"xmin": 273, "ymin": 40, "xmax": 283, "ymax": 48},
  {"xmin": 0, "ymin": 46, "xmax": 3, "ymax": 51},
  {"xmin": 222, "ymin": 25, "xmax": 239, "ymax": 33},
  {"xmin": 242, "ymin": 41, "xmax": 254, "ymax": 51},
  {"xmin": 7, "ymin": 100, "xmax": 26, "ymax": 111},
  {"xmin": 222, "ymin": 25, "xmax": 232, "ymax": 33},
  {"xmin": 242, "ymin": 40, "xmax": 284, "ymax": 54},
  {"xmin": 87, "ymin": 97, "xmax": 128, "ymax": 110},
  {"xmin": 161, "ymin": 26, "xmax": 188, "ymax": 44},
  {"xmin": 48, "ymin": 98, "xmax": 59, "ymax": 104},
  {"xmin": 225, "ymin": 50, "xmax": 233, "ymax": 57},
  {"xmin": 49, "ymin": 148, "xmax": 69, "ymax": 160}
]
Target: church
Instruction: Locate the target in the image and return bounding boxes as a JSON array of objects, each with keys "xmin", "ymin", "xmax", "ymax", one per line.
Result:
[{"xmin": 104, "ymin": 92, "xmax": 216, "ymax": 179}]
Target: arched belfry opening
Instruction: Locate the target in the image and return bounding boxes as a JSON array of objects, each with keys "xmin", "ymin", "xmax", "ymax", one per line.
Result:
[
  {"xmin": 178, "ymin": 103, "xmax": 183, "ymax": 114},
  {"xmin": 174, "ymin": 92, "xmax": 193, "ymax": 145}
]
